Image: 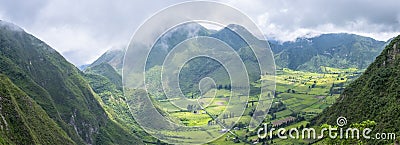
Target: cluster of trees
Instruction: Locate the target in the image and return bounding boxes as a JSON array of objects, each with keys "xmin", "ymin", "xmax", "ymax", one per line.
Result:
[
  {"xmin": 268, "ymin": 101, "xmax": 287, "ymax": 114},
  {"xmin": 222, "ymin": 112, "xmax": 236, "ymax": 119},
  {"xmin": 248, "ymin": 108, "xmax": 266, "ymax": 117},
  {"xmin": 272, "ymin": 117, "xmax": 302, "ymax": 128},
  {"xmin": 217, "ymin": 84, "xmax": 232, "ymax": 90},
  {"xmin": 329, "ymin": 83, "xmax": 345, "ymax": 95},
  {"xmin": 286, "ymin": 89, "xmax": 296, "ymax": 93}
]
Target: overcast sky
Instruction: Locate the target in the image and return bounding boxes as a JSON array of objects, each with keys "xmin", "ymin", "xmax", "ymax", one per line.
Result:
[{"xmin": 1, "ymin": 0, "xmax": 400, "ymax": 66}]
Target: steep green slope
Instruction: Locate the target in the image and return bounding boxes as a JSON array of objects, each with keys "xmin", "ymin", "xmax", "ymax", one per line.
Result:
[
  {"xmin": 84, "ymin": 64, "xmax": 156, "ymax": 143},
  {"xmin": 313, "ymin": 35, "xmax": 400, "ymax": 144},
  {"xmin": 85, "ymin": 63, "xmax": 122, "ymax": 91},
  {"xmin": 271, "ymin": 33, "xmax": 385, "ymax": 72},
  {"xmin": 0, "ymin": 74, "xmax": 75, "ymax": 145},
  {"xmin": 0, "ymin": 20, "xmax": 142, "ymax": 144}
]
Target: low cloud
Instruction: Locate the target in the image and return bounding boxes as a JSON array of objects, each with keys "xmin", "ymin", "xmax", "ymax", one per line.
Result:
[
  {"xmin": 0, "ymin": 0, "xmax": 399, "ymax": 65},
  {"xmin": 223, "ymin": 0, "xmax": 400, "ymax": 41}
]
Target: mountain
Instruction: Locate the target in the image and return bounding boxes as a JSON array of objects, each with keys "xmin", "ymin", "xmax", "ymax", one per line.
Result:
[
  {"xmin": 0, "ymin": 20, "xmax": 141, "ymax": 144},
  {"xmin": 90, "ymin": 23, "xmax": 270, "ymax": 96},
  {"xmin": 90, "ymin": 25, "xmax": 387, "ymax": 101},
  {"xmin": 88, "ymin": 23, "xmax": 211, "ymax": 74},
  {"xmin": 145, "ymin": 22, "xmax": 211, "ymax": 70},
  {"xmin": 89, "ymin": 49, "xmax": 125, "ymax": 73},
  {"xmin": 93, "ymin": 31, "xmax": 385, "ymax": 76},
  {"xmin": 78, "ymin": 64, "xmax": 90, "ymax": 71},
  {"xmin": 270, "ymin": 33, "xmax": 386, "ymax": 72},
  {"xmin": 313, "ymin": 35, "xmax": 400, "ymax": 144},
  {"xmin": 210, "ymin": 24, "xmax": 266, "ymax": 51}
]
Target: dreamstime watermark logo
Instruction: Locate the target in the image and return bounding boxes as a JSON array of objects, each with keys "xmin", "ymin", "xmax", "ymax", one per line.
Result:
[
  {"xmin": 122, "ymin": 1, "xmax": 275, "ymax": 144},
  {"xmin": 336, "ymin": 116, "xmax": 347, "ymax": 127},
  {"xmin": 257, "ymin": 117, "xmax": 396, "ymax": 141}
]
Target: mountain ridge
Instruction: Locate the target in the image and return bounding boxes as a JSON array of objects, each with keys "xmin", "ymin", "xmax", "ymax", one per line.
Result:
[
  {"xmin": 91, "ymin": 31, "xmax": 386, "ymax": 74},
  {"xmin": 0, "ymin": 20, "xmax": 142, "ymax": 144},
  {"xmin": 270, "ymin": 33, "xmax": 386, "ymax": 72}
]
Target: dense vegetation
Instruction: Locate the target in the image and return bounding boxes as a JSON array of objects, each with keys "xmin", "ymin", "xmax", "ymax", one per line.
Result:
[
  {"xmin": 0, "ymin": 20, "xmax": 141, "ymax": 144},
  {"xmin": 0, "ymin": 74, "xmax": 75, "ymax": 145},
  {"xmin": 313, "ymin": 35, "xmax": 400, "ymax": 144},
  {"xmin": 84, "ymin": 62, "xmax": 156, "ymax": 143}
]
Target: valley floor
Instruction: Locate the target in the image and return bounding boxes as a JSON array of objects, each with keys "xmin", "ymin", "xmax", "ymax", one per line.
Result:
[{"xmin": 152, "ymin": 66, "xmax": 362, "ymax": 144}]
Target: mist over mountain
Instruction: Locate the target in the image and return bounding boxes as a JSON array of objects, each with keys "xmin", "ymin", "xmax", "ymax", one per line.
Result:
[
  {"xmin": 90, "ymin": 23, "xmax": 269, "ymax": 96},
  {"xmin": 88, "ymin": 23, "xmax": 388, "ymax": 100},
  {"xmin": 90, "ymin": 23, "xmax": 387, "ymax": 74}
]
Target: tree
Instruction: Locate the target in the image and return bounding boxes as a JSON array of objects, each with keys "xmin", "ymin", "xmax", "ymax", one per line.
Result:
[
  {"xmin": 187, "ymin": 104, "xmax": 194, "ymax": 111},
  {"xmin": 217, "ymin": 84, "xmax": 223, "ymax": 90},
  {"xmin": 311, "ymin": 84, "xmax": 316, "ymax": 88}
]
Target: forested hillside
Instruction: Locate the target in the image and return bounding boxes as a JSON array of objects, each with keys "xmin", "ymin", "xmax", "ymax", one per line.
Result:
[
  {"xmin": 313, "ymin": 35, "xmax": 400, "ymax": 144},
  {"xmin": 0, "ymin": 20, "xmax": 142, "ymax": 144}
]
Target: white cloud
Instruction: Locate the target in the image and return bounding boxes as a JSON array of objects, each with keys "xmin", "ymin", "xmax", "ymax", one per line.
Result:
[
  {"xmin": 223, "ymin": 0, "xmax": 400, "ymax": 42},
  {"xmin": 32, "ymin": 25, "xmax": 111, "ymax": 65},
  {"xmin": 0, "ymin": 0, "xmax": 399, "ymax": 65}
]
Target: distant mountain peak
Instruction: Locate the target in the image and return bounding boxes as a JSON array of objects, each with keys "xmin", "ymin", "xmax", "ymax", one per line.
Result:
[
  {"xmin": 226, "ymin": 24, "xmax": 246, "ymax": 31},
  {"xmin": 105, "ymin": 46, "xmax": 125, "ymax": 54},
  {"xmin": 165, "ymin": 22, "xmax": 208, "ymax": 37},
  {"xmin": 270, "ymin": 33, "xmax": 386, "ymax": 71}
]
